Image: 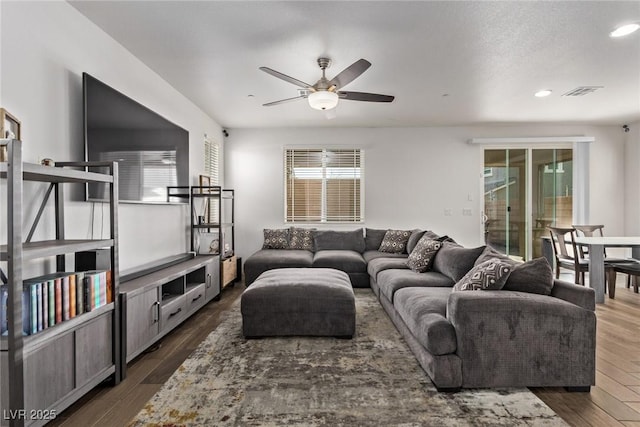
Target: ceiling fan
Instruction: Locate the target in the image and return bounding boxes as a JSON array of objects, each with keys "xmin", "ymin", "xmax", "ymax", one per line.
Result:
[{"xmin": 260, "ymin": 57, "xmax": 394, "ymax": 111}]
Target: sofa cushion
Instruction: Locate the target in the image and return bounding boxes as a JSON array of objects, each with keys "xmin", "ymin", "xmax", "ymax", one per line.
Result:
[
  {"xmin": 289, "ymin": 227, "xmax": 314, "ymax": 251},
  {"xmin": 244, "ymin": 249, "xmax": 314, "ymax": 285},
  {"xmin": 313, "ymin": 229, "xmax": 365, "ymax": 253},
  {"xmin": 377, "ymin": 269, "xmax": 454, "ymax": 303},
  {"xmin": 503, "ymin": 257, "xmax": 554, "ymax": 295},
  {"xmin": 406, "ymin": 237, "xmax": 442, "ymax": 273},
  {"xmin": 453, "ymin": 258, "xmax": 513, "ymax": 291},
  {"xmin": 379, "ymin": 230, "xmax": 412, "ymax": 254},
  {"xmin": 432, "ymin": 243, "xmax": 486, "ymax": 282},
  {"xmin": 312, "ymin": 250, "xmax": 367, "ymax": 273},
  {"xmin": 262, "ymin": 228, "xmax": 290, "ymax": 249},
  {"xmin": 474, "ymin": 245, "xmax": 514, "ymax": 265},
  {"xmin": 393, "ymin": 287, "xmax": 457, "ymax": 356},
  {"xmin": 362, "ymin": 250, "xmax": 408, "ymax": 263},
  {"xmin": 476, "ymin": 248, "xmax": 555, "ymax": 295},
  {"xmin": 365, "ymin": 228, "xmax": 387, "ymax": 251},
  {"xmin": 367, "ymin": 257, "xmax": 410, "ymax": 279}
]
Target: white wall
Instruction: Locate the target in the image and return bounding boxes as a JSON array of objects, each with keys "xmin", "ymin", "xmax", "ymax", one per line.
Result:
[
  {"xmin": 0, "ymin": 1, "xmax": 223, "ymax": 273},
  {"xmin": 226, "ymin": 125, "xmax": 625, "ymax": 260}
]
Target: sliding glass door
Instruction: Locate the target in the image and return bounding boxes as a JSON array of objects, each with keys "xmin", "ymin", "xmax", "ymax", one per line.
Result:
[{"xmin": 484, "ymin": 147, "xmax": 573, "ymax": 260}]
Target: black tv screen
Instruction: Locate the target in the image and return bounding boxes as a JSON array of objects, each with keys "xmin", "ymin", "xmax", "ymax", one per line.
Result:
[{"xmin": 83, "ymin": 73, "xmax": 189, "ymax": 203}]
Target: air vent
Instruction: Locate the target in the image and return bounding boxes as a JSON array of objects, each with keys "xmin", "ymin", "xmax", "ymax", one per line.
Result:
[{"xmin": 562, "ymin": 86, "xmax": 604, "ymax": 96}]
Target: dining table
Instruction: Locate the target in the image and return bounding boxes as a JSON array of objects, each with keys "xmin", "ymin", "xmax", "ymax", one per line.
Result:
[{"xmin": 573, "ymin": 236, "xmax": 640, "ymax": 303}]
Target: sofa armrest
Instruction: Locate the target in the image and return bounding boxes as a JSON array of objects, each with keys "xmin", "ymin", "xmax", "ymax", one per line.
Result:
[
  {"xmin": 550, "ymin": 279, "xmax": 596, "ymax": 311},
  {"xmin": 446, "ymin": 290, "xmax": 596, "ymax": 388}
]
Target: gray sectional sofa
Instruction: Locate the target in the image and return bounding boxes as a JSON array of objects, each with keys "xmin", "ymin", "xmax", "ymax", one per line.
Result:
[{"xmin": 244, "ymin": 227, "xmax": 596, "ymax": 392}]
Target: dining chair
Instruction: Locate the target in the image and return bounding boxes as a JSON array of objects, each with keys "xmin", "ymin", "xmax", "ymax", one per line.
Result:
[
  {"xmin": 573, "ymin": 224, "xmax": 640, "ymax": 293},
  {"xmin": 548, "ymin": 226, "xmax": 589, "ymax": 285},
  {"xmin": 606, "ymin": 263, "xmax": 640, "ymax": 298},
  {"xmin": 572, "ymin": 224, "xmax": 604, "ymax": 258}
]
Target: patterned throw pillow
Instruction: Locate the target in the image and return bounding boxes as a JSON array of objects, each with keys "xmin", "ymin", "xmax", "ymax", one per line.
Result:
[
  {"xmin": 453, "ymin": 258, "xmax": 513, "ymax": 291},
  {"xmin": 289, "ymin": 227, "xmax": 314, "ymax": 251},
  {"xmin": 406, "ymin": 237, "xmax": 442, "ymax": 273},
  {"xmin": 262, "ymin": 228, "xmax": 290, "ymax": 249},
  {"xmin": 379, "ymin": 230, "xmax": 412, "ymax": 254}
]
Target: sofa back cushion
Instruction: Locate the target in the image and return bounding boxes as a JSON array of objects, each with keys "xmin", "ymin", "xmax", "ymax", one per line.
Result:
[
  {"xmin": 262, "ymin": 228, "xmax": 290, "ymax": 249},
  {"xmin": 365, "ymin": 228, "xmax": 388, "ymax": 251},
  {"xmin": 503, "ymin": 257, "xmax": 554, "ymax": 295},
  {"xmin": 475, "ymin": 247, "xmax": 555, "ymax": 296},
  {"xmin": 313, "ymin": 229, "xmax": 365, "ymax": 253},
  {"xmin": 432, "ymin": 243, "xmax": 486, "ymax": 282}
]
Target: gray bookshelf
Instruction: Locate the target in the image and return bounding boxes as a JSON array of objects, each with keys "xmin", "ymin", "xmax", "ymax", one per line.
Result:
[{"xmin": 0, "ymin": 139, "xmax": 120, "ymax": 427}]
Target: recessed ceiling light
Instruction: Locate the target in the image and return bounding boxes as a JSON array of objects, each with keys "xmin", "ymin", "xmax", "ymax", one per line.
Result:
[
  {"xmin": 534, "ymin": 90, "xmax": 552, "ymax": 98},
  {"xmin": 610, "ymin": 23, "xmax": 640, "ymax": 38}
]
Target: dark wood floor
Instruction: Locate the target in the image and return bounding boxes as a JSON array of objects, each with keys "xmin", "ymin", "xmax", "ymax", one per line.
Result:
[{"xmin": 49, "ymin": 276, "xmax": 640, "ymax": 427}]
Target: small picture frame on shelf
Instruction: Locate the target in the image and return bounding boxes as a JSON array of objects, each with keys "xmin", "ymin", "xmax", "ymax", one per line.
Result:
[
  {"xmin": 199, "ymin": 174, "xmax": 211, "ymax": 221},
  {"xmin": 196, "ymin": 231, "xmax": 220, "ymax": 255},
  {"xmin": 0, "ymin": 108, "xmax": 21, "ymax": 162}
]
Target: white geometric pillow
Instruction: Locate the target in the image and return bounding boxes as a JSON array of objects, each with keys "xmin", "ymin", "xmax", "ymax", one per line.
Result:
[{"xmin": 453, "ymin": 258, "xmax": 513, "ymax": 291}]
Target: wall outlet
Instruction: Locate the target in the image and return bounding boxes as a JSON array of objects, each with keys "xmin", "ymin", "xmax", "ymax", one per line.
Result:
[
  {"xmin": 463, "ymin": 208, "xmax": 472, "ymax": 216},
  {"xmin": 444, "ymin": 208, "xmax": 453, "ymax": 216}
]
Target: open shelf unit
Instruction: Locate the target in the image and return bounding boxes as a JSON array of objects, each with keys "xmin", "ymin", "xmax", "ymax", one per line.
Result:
[
  {"xmin": 1, "ymin": 139, "xmax": 120, "ymax": 427},
  {"xmin": 189, "ymin": 186, "xmax": 237, "ymax": 290}
]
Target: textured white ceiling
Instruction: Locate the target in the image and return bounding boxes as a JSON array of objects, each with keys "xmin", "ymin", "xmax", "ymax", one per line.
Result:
[{"xmin": 69, "ymin": 1, "xmax": 640, "ymax": 128}]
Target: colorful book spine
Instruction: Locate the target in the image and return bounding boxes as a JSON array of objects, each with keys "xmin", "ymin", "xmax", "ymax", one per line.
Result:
[
  {"xmin": 0, "ymin": 285, "xmax": 7, "ymax": 335},
  {"xmin": 36, "ymin": 282, "xmax": 43, "ymax": 332},
  {"xmin": 84, "ymin": 275, "xmax": 94, "ymax": 312},
  {"xmin": 41, "ymin": 281, "xmax": 48, "ymax": 330},
  {"xmin": 21, "ymin": 286, "xmax": 33, "ymax": 336},
  {"xmin": 76, "ymin": 272, "xmax": 85, "ymax": 316},
  {"xmin": 54, "ymin": 277, "xmax": 62, "ymax": 324},
  {"xmin": 61, "ymin": 275, "xmax": 70, "ymax": 321},
  {"xmin": 69, "ymin": 273, "xmax": 76, "ymax": 318},
  {"xmin": 27, "ymin": 284, "xmax": 37, "ymax": 335},
  {"xmin": 47, "ymin": 280, "xmax": 55, "ymax": 327},
  {"xmin": 106, "ymin": 270, "xmax": 113, "ymax": 304},
  {"xmin": 96, "ymin": 273, "xmax": 101, "ymax": 308}
]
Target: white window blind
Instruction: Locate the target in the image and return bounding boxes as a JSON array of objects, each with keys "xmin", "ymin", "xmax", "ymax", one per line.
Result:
[
  {"xmin": 205, "ymin": 138, "xmax": 220, "ymax": 185},
  {"xmin": 99, "ymin": 150, "xmax": 177, "ymax": 202},
  {"xmin": 204, "ymin": 138, "xmax": 220, "ymax": 223},
  {"xmin": 285, "ymin": 148, "xmax": 363, "ymax": 223}
]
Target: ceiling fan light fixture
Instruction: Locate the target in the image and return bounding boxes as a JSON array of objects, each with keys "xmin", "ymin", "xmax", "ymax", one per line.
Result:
[{"xmin": 308, "ymin": 90, "xmax": 339, "ymax": 110}]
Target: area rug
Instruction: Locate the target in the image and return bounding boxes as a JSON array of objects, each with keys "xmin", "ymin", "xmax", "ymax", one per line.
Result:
[{"xmin": 128, "ymin": 289, "xmax": 566, "ymax": 426}]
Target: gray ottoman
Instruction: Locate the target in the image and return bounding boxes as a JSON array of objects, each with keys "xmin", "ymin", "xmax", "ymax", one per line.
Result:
[{"xmin": 241, "ymin": 268, "xmax": 356, "ymax": 338}]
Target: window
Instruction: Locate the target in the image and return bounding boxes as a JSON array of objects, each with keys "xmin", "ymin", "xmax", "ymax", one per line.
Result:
[
  {"xmin": 204, "ymin": 137, "xmax": 220, "ymax": 185},
  {"xmin": 204, "ymin": 137, "xmax": 220, "ymax": 222},
  {"xmin": 285, "ymin": 148, "xmax": 363, "ymax": 223}
]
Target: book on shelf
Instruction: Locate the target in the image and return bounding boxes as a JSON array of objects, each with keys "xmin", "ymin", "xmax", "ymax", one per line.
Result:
[
  {"xmin": 47, "ymin": 280, "xmax": 55, "ymax": 327},
  {"xmin": 0, "ymin": 286, "xmax": 7, "ymax": 335},
  {"xmin": 42, "ymin": 281, "xmax": 48, "ymax": 330}
]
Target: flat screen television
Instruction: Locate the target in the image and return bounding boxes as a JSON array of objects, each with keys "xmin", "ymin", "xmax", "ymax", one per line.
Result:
[{"xmin": 83, "ymin": 72, "xmax": 189, "ymax": 203}]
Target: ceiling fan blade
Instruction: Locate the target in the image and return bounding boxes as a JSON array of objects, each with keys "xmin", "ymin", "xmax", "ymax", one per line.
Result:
[
  {"xmin": 328, "ymin": 59, "xmax": 371, "ymax": 90},
  {"xmin": 338, "ymin": 91, "xmax": 394, "ymax": 102},
  {"xmin": 259, "ymin": 67, "xmax": 312, "ymax": 89},
  {"xmin": 262, "ymin": 95, "xmax": 306, "ymax": 107}
]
